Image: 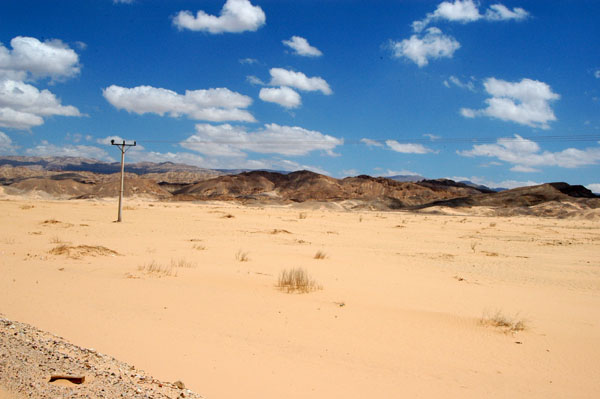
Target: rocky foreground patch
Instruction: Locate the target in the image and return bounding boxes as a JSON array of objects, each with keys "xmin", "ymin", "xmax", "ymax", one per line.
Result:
[{"xmin": 0, "ymin": 316, "xmax": 204, "ymax": 399}]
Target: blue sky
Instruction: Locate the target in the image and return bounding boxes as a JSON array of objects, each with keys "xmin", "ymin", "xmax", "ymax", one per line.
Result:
[{"xmin": 1, "ymin": 0, "xmax": 599, "ymax": 191}]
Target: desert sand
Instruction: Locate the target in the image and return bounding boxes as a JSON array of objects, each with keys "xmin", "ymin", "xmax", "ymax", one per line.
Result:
[{"xmin": 1, "ymin": 194, "xmax": 599, "ymax": 398}]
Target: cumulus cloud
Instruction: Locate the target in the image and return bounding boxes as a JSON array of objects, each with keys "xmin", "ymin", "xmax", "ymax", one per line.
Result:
[
  {"xmin": 102, "ymin": 85, "xmax": 255, "ymax": 122},
  {"xmin": 484, "ymin": 4, "xmax": 529, "ymax": 21},
  {"xmin": 268, "ymin": 68, "xmax": 332, "ymax": 95},
  {"xmin": 259, "ymin": 87, "xmax": 301, "ymax": 109},
  {"xmin": 461, "ymin": 78, "xmax": 559, "ymax": 129},
  {"xmin": 0, "ymin": 131, "xmax": 17, "ymax": 153},
  {"xmin": 389, "ymin": 27, "xmax": 460, "ymax": 67},
  {"xmin": 360, "ymin": 138, "xmax": 384, "ymax": 147},
  {"xmin": 444, "ymin": 75, "xmax": 475, "ymax": 91},
  {"xmin": 423, "ymin": 133, "xmax": 441, "ymax": 141},
  {"xmin": 586, "ymin": 183, "xmax": 600, "ymax": 194},
  {"xmin": 385, "ymin": 140, "xmax": 435, "ymax": 154},
  {"xmin": 181, "ymin": 123, "xmax": 343, "ymax": 157},
  {"xmin": 0, "ymin": 79, "xmax": 82, "ymax": 130},
  {"xmin": 282, "ymin": 36, "xmax": 323, "ymax": 57},
  {"xmin": 25, "ymin": 141, "xmax": 113, "ymax": 161},
  {"xmin": 459, "ymin": 134, "xmax": 600, "ymax": 170},
  {"xmin": 246, "ymin": 75, "xmax": 265, "ymax": 86},
  {"xmin": 595, "ymin": 70, "xmax": 600, "ymax": 79},
  {"xmin": 172, "ymin": 0, "xmax": 266, "ymax": 34},
  {"xmin": 449, "ymin": 175, "xmax": 539, "ymax": 189},
  {"xmin": 0, "ymin": 36, "xmax": 80, "ymax": 82},
  {"xmin": 413, "ymin": 0, "xmax": 529, "ymax": 32},
  {"xmin": 384, "ymin": 169, "xmax": 422, "ymax": 177}
]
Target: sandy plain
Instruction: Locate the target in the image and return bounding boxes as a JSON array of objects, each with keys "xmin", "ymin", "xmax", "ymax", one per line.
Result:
[{"xmin": 0, "ymin": 194, "xmax": 599, "ymax": 398}]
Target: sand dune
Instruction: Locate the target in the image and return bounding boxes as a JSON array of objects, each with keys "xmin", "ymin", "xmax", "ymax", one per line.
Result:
[{"xmin": 1, "ymin": 196, "xmax": 599, "ymax": 398}]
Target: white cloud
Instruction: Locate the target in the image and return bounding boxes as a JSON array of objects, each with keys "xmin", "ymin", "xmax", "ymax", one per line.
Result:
[
  {"xmin": 485, "ymin": 4, "xmax": 529, "ymax": 21},
  {"xmin": 361, "ymin": 138, "xmax": 384, "ymax": 147},
  {"xmin": 0, "ymin": 79, "xmax": 82, "ymax": 130},
  {"xmin": 449, "ymin": 175, "xmax": 539, "ymax": 189},
  {"xmin": 595, "ymin": 70, "xmax": 600, "ymax": 79},
  {"xmin": 282, "ymin": 36, "xmax": 323, "ymax": 57},
  {"xmin": 586, "ymin": 183, "xmax": 600, "ymax": 194},
  {"xmin": 413, "ymin": 0, "xmax": 529, "ymax": 32},
  {"xmin": 459, "ymin": 134, "xmax": 600, "ymax": 170},
  {"xmin": 461, "ymin": 78, "xmax": 559, "ymax": 129},
  {"xmin": 0, "ymin": 131, "xmax": 17, "ymax": 153},
  {"xmin": 423, "ymin": 133, "xmax": 441, "ymax": 141},
  {"xmin": 444, "ymin": 75, "xmax": 475, "ymax": 91},
  {"xmin": 25, "ymin": 141, "xmax": 113, "ymax": 161},
  {"xmin": 239, "ymin": 58, "xmax": 258, "ymax": 65},
  {"xmin": 259, "ymin": 87, "xmax": 301, "ymax": 109},
  {"xmin": 510, "ymin": 164, "xmax": 540, "ymax": 173},
  {"xmin": 181, "ymin": 123, "xmax": 343, "ymax": 157},
  {"xmin": 113, "ymin": 0, "xmax": 134, "ymax": 3},
  {"xmin": 0, "ymin": 36, "xmax": 80, "ymax": 82},
  {"xmin": 341, "ymin": 169, "xmax": 358, "ymax": 177},
  {"xmin": 384, "ymin": 169, "xmax": 421, "ymax": 177},
  {"xmin": 102, "ymin": 84, "xmax": 255, "ymax": 122},
  {"xmin": 172, "ymin": 0, "xmax": 266, "ymax": 34},
  {"xmin": 389, "ymin": 27, "xmax": 460, "ymax": 67},
  {"xmin": 268, "ymin": 68, "xmax": 332, "ymax": 95},
  {"xmin": 246, "ymin": 75, "xmax": 265, "ymax": 85},
  {"xmin": 386, "ymin": 140, "xmax": 434, "ymax": 154}
]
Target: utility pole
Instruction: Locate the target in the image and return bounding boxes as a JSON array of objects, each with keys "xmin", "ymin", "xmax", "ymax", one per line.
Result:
[{"xmin": 110, "ymin": 139, "xmax": 136, "ymax": 222}]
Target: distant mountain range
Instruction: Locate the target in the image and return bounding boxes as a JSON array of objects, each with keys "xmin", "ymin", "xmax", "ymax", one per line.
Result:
[{"xmin": 1, "ymin": 156, "xmax": 597, "ymax": 216}]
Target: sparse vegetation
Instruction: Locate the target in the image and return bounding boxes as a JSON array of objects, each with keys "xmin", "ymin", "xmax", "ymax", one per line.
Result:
[
  {"xmin": 171, "ymin": 258, "xmax": 196, "ymax": 268},
  {"xmin": 221, "ymin": 213, "xmax": 235, "ymax": 219},
  {"xmin": 49, "ymin": 236, "xmax": 66, "ymax": 244},
  {"xmin": 298, "ymin": 212, "xmax": 307, "ymax": 220},
  {"xmin": 235, "ymin": 250, "xmax": 249, "ymax": 262},
  {"xmin": 314, "ymin": 250, "xmax": 328, "ymax": 260},
  {"xmin": 481, "ymin": 310, "xmax": 527, "ymax": 333},
  {"xmin": 470, "ymin": 241, "xmax": 478, "ymax": 252},
  {"xmin": 489, "ymin": 222, "xmax": 497, "ymax": 227},
  {"xmin": 19, "ymin": 204, "xmax": 34, "ymax": 210},
  {"xmin": 276, "ymin": 268, "xmax": 322, "ymax": 293},
  {"xmin": 137, "ymin": 261, "xmax": 177, "ymax": 277},
  {"xmin": 192, "ymin": 244, "xmax": 206, "ymax": 251},
  {"xmin": 270, "ymin": 229, "xmax": 291, "ymax": 234}
]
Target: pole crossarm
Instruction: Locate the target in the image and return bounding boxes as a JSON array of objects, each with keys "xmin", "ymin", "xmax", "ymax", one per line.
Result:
[{"xmin": 110, "ymin": 139, "xmax": 136, "ymax": 222}]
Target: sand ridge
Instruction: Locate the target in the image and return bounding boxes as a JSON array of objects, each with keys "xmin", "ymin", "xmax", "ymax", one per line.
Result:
[{"xmin": 1, "ymin": 197, "xmax": 599, "ymax": 398}]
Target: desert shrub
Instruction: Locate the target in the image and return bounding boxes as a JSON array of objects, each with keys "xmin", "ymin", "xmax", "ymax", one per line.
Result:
[
  {"xmin": 314, "ymin": 250, "xmax": 327, "ymax": 260},
  {"xmin": 138, "ymin": 261, "xmax": 177, "ymax": 277},
  {"xmin": 481, "ymin": 310, "xmax": 527, "ymax": 333},
  {"xmin": 277, "ymin": 268, "xmax": 321, "ymax": 293},
  {"xmin": 235, "ymin": 250, "xmax": 249, "ymax": 262}
]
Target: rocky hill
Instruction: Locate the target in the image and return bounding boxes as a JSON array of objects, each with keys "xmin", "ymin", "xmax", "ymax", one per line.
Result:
[{"xmin": 1, "ymin": 156, "xmax": 597, "ymax": 215}]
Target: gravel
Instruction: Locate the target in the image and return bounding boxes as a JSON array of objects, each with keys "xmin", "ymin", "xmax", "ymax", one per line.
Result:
[{"xmin": 0, "ymin": 315, "xmax": 205, "ymax": 399}]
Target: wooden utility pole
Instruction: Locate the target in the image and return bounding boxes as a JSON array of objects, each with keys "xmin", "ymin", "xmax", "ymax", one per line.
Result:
[{"xmin": 110, "ymin": 139, "xmax": 136, "ymax": 222}]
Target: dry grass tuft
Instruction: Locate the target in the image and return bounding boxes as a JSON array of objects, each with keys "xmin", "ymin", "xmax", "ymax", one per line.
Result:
[
  {"xmin": 481, "ymin": 310, "xmax": 527, "ymax": 333},
  {"xmin": 235, "ymin": 250, "xmax": 249, "ymax": 262},
  {"xmin": 42, "ymin": 219, "xmax": 61, "ymax": 225},
  {"xmin": 171, "ymin": 258, "xmax": 196, "ymax": 268},
  {"xmin": 137, "ymin": 261, "xmax": 177, "ymax": 277},
  {"xmin": 270, "ymin": 229, "xmax": 291, "ymax": 234},
  {"xmin": 314, "ymin": 250, "xmax": 328, "ymax": 260},
  {"xmin": 192, "ymin": 244, "xmax": 206, "ymax": 251},
  {"xmin": 20, "ymin": 204, "xmax": 35, "ymax": 210},
  {"xmin": 49, "ymin": 244, "xmax": 119, "ymax": 259},
  {"xmin": 49, "ymin": 236, "xmax": 67, "ymax": 244},
  {"xmin": 221, "ymin": 213, "xmax": 235, "ymax": 219},
  {"xmin": 298, "ymin": 212, "xmax": 307, "ymax": 220},
  {"xmin": 276, "ymin": 268, "xmax": 322, "ymax": 293}
]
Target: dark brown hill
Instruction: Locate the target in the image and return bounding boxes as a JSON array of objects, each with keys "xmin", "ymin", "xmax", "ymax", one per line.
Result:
[
  {"xmin": 417, "ymin": 182, "xmax": 598, "ymax": 208},
  {"xmin": 173, "ymin": 170, "xmax": 484, "ymax": 206}
]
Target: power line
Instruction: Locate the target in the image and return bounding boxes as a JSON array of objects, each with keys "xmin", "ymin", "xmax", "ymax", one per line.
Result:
[{"xmin": 131, "ymin": 134, "xmax": 600, "ymax": 145}]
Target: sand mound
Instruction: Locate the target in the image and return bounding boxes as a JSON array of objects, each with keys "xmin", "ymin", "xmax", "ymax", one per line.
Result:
[{"xmin": 49, "ymin": 245, "xmax": 119, "ymax": 259}]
